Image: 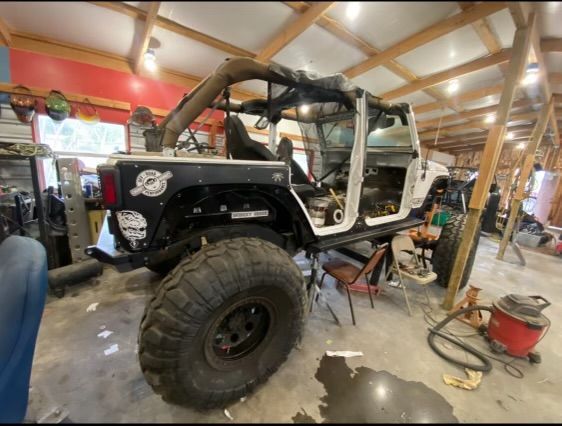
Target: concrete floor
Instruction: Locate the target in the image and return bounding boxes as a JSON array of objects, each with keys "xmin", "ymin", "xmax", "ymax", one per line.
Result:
[{"xmin": 30, "ymin": 235, "xmax": 562, "ymax": 423}]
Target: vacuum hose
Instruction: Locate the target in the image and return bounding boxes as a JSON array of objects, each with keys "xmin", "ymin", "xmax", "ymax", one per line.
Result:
[{"xmin": 427, "ymin": 305, "xmax": 494, "ymax": 372}]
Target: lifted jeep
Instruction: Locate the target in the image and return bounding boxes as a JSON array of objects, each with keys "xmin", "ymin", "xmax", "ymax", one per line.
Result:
[{"xmin": 86, "ymin": 57, "xmax": 476, "ymax": 408}]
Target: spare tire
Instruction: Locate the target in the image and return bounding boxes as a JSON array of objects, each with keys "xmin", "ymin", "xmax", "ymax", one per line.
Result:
[
  {"xmin": 432, "ymin": 213, "xmax": 479, "ymax": 289},
  {"xmin": 138, "ymin": 237, "xmax": 306, "ymax": 409}
]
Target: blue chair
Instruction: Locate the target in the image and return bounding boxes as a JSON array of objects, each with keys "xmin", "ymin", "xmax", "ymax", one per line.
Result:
[{"xmin": 0, "ymin": 236, "xmax": 48, "ymax": 423}]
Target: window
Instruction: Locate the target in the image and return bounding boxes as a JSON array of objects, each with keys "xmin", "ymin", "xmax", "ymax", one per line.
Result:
[
  {"xmin": 367, "ymin": 114, "xmax": 412, "ymax": 148},
  {"xmin": 38, "ymin": 115, "xmax": 126, "ymax": 187},
  {"xmin": 320, "ymin": 117, "xmax": 355, "ymax": 148},
  {"xmin": 293, "ymin": 151, "xmax": 310, "ymax": 176}
]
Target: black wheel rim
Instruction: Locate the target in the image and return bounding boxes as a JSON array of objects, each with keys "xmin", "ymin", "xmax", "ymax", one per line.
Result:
[{"xmin": 205, "ymin": 297, "xmax": 273, "ymax": 365}]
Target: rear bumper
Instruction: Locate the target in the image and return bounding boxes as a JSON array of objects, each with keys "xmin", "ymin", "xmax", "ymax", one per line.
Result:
[{"xmin": 85, "ymin": 245, "xmax": 146, "ymax": 273}]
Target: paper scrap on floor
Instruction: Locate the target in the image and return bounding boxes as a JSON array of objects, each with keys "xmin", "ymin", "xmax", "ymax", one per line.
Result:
[
  {"xmin": 104, "ymin": 344, "xmax": 119, "ymax": 356},
  {"xmin": 443, "ymin": 368, "xmax": 482, "ymax": 390},
  {"xmin": 97, "ymin": 330, "xmax": 113, "ymax": 339},
  {"xmin": 86, "ymin": 302, "xmax": 99, "ymax": 312},
  {"xmin": 326, "ymin": 351, "xmax": 363, "ymax": 358}
]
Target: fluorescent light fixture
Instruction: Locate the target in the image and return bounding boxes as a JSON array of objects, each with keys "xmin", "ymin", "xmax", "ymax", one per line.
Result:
[
  {"xmin": 144, "ymin": 48, "xmax": 157, "ymax": 72},
  {"xmin": 506, "ymin": 132, "xmax": 514, "ymax": 140},
  {"xmin": 517, "ymin": 142, "xmax": 525, "ymax": 149},
  {"xmin": 485, "ymin": 114, "xmax": 495, "ymax": 124},
  {"xmin": 300, "ymin": 104, "xmax": 310, "ymax": 114},
  {"xmin": 447, "ymin": 79, "xmax": 459, "ymax": 94},
  {"xmin": 522, "ymin": 62, "xmax": 539, "ymax": 86},
  {"xmin": 346, "ymin": 2, "xmax": 360, "ymax": 20}
]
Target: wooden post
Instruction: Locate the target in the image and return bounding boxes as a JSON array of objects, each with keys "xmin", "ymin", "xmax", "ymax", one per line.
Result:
[
  {"xmin": 497, "ymin": 98, "xmax": 554, "ymax": 260},
  {"xmin": 442, "ymin": 12, "xmax": 536, "ymax": 310}
]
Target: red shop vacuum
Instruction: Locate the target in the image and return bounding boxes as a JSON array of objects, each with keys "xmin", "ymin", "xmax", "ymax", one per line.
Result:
[
  {"xmin": 428, "ymin": 294, "xmax": 551, "ymax": 372},
  {"xmin": 487, "ymin": 294, "xmax": 551, "ymax": 363}
]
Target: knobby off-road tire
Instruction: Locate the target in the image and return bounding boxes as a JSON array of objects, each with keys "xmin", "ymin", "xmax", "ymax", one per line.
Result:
[
  {"xmin": 138, "ymin": 237, "xmax": 307, "ymax": 409},
  {"xmin": 432, "ymin": 213, "xmax": 480, "ymax": 289}
]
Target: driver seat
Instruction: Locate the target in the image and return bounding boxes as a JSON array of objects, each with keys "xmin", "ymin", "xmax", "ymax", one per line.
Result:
[{"xmin": 225, "ymin": 116, "xmax": 276, "ymax": 161}]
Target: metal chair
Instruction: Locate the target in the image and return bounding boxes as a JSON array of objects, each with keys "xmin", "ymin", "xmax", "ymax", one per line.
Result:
[
  {"xmin": 319, "ymin": 244, "xmax": 388, "ymax": 325},
  {"xmin": 385, "ymin": 234, "xmax": 437, "ymax": 316}
]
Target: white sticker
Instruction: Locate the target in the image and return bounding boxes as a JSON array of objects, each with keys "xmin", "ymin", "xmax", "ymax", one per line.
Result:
[
  {"xmin": 97, "ymin": 330, "xmax": 113, "ymax": 339},
  {"xmin": 272, "ymin": 172, "xmax": 284, "ymax": 182},
  {"xmin": 231, "ymin": 210, "xmax": 269, "ymax": 219},
  {"xmin": 116, "ymin": 210, "xmax": 147, "ymax": 248},
  {"xmin": 130, "ymin": 169, "xmax": 173, "ymax": 197}
]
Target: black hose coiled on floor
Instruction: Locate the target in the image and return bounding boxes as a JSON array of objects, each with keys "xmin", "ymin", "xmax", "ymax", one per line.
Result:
[{"xmin": 427, "ymin": 305, "xmax": 494, "ymax": 372}]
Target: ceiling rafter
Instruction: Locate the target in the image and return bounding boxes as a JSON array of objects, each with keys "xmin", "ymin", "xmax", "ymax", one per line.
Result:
[
  {"xmin": 283, "ymin": 2, "xmax": 461, "ymax": 110},
  {"xmin": 541, "ymin": 38, "xmax": 562, "ymax": 52},
  {"xmin": 133, "ymin": 1, "xmax": 160, "ymax": 74},
  {"xmin": 458, "ymin": 1, "xmax": 509, "ymax": 76},
  {"xmin": 382, "ymin": 49, "xmax": 511, "ymax": 100},
  {"xmin": 0, "ymin": 16, "xmax": 12, "ymax": 46},
  {"xmin": 343, "ymin": 2, "xmax": 507, "ymax": 79},
  {"xmin": 255, "ymin": 1, "xmax": 335, "ymax": 62},
  {"xmin": 89, "ymin": 1, "xmax": 255, "ymax": 57}
]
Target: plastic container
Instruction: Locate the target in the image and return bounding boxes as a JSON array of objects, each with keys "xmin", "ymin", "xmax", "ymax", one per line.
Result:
[{"xmin": 515, "ymin": 232, "xmax": 542, "ymax": 248}]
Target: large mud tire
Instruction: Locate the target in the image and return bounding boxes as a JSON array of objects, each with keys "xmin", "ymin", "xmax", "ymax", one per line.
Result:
[
  {"xmin": 432, "ymin": 214, "xmax": 479, "ymax": 289},
  {"xmin": 138, "ymin": 237, "xmax": 306, "ymax": 409}
]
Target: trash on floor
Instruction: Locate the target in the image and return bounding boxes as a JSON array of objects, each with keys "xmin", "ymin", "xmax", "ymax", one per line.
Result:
[
  {"xmin": 97, "ymin": 330, "xmax": 113, "ymax": 339},
  {"xmin": 443, "ymin": 368, "xmax": 483, "ymax": 390},
  {"xmin": 224, "ymin": 408, "xmax": 234, "ymax": 421},
  {"xmin": 86, "ymin": 302, "xmax": 99, "ymax": 312},
  {"xmin": 326, "ymin": 350, "xmax": 363, "ymax": 358},
  {"xmin": 103, "ymin": 344, "xmax": 119, "ymax": 356}
]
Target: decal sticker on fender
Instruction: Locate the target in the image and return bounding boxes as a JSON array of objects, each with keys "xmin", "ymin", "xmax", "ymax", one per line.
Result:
[
  {"xmin": 130, "ymin": 169, "xmax": 173, "ymax": 197},
  {"xmin": 231, "ymin": 210, "xmax": 269, "ymax": 219},
  {"xmin": 116, "ymin": 210, "xmax": 147, "ymax": 248}
]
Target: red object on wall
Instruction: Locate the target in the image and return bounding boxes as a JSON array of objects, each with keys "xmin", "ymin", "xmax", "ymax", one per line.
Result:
[{"xmin": 9, "ymin": 49, "xmax": 224, "ymax": 126}]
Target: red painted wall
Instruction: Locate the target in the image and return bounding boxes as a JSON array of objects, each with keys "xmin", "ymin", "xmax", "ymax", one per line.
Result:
[{"xmin": 9, "ymin": 49, "xmax": 223, "ymax": 125}]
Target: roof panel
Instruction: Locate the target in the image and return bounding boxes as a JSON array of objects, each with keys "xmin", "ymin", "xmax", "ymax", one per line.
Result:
[
  {"xmin": 433, "ymin": 65, "xmax": 504, "ymax": 94},
  {"xmin": 461, "ymin": 94, "xmax": 502, "ymax": 110},
  {"xmin": 237, "ymin": 80, "xmax": 268, "ymax": 97},
  {"xmin": 351, "ymin": 67, "xmax": 407, "ymax": 97},
  {"xmin": 486, "ymin": 8, "xmax": 516, "ymax": 48},
  {"xmin": 151, "ymin": 26, "xmax": 229, "ymax": 78},
  {"xmin": 390, "ymin": 91, "xmax": 436, "ymax": 107},
  {"xmin": 158, "ymin": 2, "xmax": 298, "ymax": 54},
  {"xmin": 545, "ymin": 53, "xmax": 562, "ymax": 72},
  {"xmin": 537, "ymin": 2, "xmax": 562, "ymax": 38},
  {"xmin": 0, "ymin": 2, "xmax": 136, "ymax": 58},
  {"xmin": 326, "ymin": 2, "xmax": 460, "ymax": 50},
  {"xmin": 272, "ymin": 25, "xmax": 368, "ymax": 76},
  {"xmin": 395, "ymin": 26, "xmax": 490, "ymax": 77},
  {"xmin": 414, "ymin": 108, "xmax": 457, "ymax": 121}
]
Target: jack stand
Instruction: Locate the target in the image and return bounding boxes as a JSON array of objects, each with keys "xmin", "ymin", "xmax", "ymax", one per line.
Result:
[
  {"xmin": 307, "ymin": 253, "xmax": 341, "ymax": 327},
  {"xmin": 449, "ymin": 285, "xmax": 484, "ymax": 330}
]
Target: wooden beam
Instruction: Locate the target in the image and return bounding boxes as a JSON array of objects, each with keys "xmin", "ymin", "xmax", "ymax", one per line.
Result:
[
  {"xmin": 550, "ymin": 73, "xmax": 562, "ymax": 85},
  {"xmin": 9, "ymin": 31, "xmax": 261, "ymax": 102},
  {"xmin": 0, "ymin": 16, "xmax": 12, "ymax": 47},
  {"xmin": 255, "ymin": 2, "xmax": 334, "ymax": 62},
  {"xmin": 508, "ymin": 2, "xmax": 531, "ymax": 29},
  {"xmin": 283, "ymin": 2, "xmax": 458, "ymax": 107},
  {"xmin": 90, "ymin": 1, "xmax": 255, "ymax": 58},
  {"xmin": 343, "ymin": 2, "xmax": 507, "ymax": 79},
  {"xmin": 458, "ymin": 2, "xmax": 508, "ymax": 75},
  {"xmin": 414, "ymin": 84, "xmax": 504, "ymax": 114},
  {"xmin": 497, "ymin": 97, "xmax": 554, "ymax": 260},
  {"xmin": 541, "ymin": 38, "xmax": 562, "ymax": 52},
  {"xmin": 443, "ymin": 11, "xmax": 536, "ymax": 309},
  {"xmin": 0, "ymin": 82, "xmax": 130, "ymax": 110},
  {"xmin": 134, "ymin": 1, "xmax": 160, "ymax": 75},
  {"xmin": 382, "ymin": 50, "xmax": 511, "ymax": 100}
]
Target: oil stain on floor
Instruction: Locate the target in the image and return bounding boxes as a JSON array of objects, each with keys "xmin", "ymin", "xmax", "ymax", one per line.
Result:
[{"xmin": 293, "ymin": 355, "xmax": 458, "ymax": 423}]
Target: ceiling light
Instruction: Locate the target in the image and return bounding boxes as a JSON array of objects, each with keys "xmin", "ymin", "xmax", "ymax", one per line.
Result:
[
  {"xmin": 485, "ymin": 114, "xmax": 495, "ymax": 124},
  {"xmin": 299, "ymin": 104, "xmax": 310, "ymax": 114},
  {"xmin": 346, "ymin": 2, "xmax": 360, "ymax": 20},
  {"xmin": 506, "ymin": 132, "xmax": 514, "ymax": 140},
  {"xmin": 447, "ymin": 79, "xmax": 459, "ymax": 94},
  {"xmin": 517, "ymin": 142, "xmax": 526, "ymax": 149},
  {"xmin": 522, "ymin": 62, "xmax": 539, "ymax": 86},
  {"xmin": 144, "ymin": 48, "xmax": 157, "ymax": 72}
]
